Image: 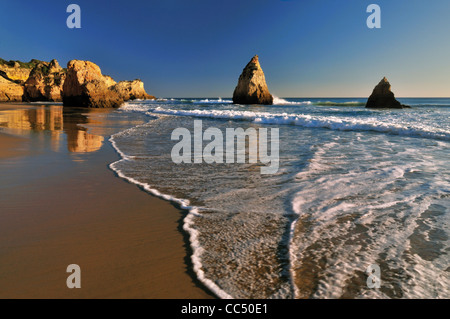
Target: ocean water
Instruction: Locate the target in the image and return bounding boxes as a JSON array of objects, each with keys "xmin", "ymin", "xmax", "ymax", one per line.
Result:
[{"xmin": 109, "ymin": 97, "xmax": 450, "ymax": 298}]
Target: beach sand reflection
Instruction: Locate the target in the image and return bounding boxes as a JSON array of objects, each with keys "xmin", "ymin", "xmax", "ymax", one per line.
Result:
[{"xmin": 0, "ymin": 104, "xmax": 104, "ymax": 153}]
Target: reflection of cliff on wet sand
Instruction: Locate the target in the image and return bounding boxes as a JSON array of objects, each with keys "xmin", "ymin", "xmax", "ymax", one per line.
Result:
[
  {"xmin": 0, "ymin": 104, "xmax": 63, "ymax": 131},
  {"xmin": 66, "ymin": 130, "xmax": 104, "ymax": 153},
  {"xmin": 62, "ymin": 108, "xmax": 104, "ymax": 153},
  {"xmin": 0, "ymin": 105, "xmax": 104, "ymax": 153}
]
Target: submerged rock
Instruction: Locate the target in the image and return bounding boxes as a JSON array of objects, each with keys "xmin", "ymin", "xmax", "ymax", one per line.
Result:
[
  {"xmin": 23, "ymin": 59, "xmax": 66, "ymax": 102},
  {"xmin": 233, "ymin": 55, "xmax": 273, "ymax": 105},
  {"xmin": 366, "ymin": 77, "xmax": 409, "ymax": 108},
  {"xmin": 62, "ymin": 60, "xmax": 123, "ymax": 108}
]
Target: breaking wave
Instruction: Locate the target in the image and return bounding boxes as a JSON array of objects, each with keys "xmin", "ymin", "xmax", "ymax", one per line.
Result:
[{"xmin": 130, "ymin": 105, "xmax": 450, "ymax": 141}]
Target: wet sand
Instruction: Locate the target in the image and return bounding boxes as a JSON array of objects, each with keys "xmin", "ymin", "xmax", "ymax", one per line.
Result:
[
  {"xmin": 0, "ymin": 103, "xmax": 213, "ymax": 298},
  {"xmin": 0, "ymin": 133, "xmax": 29, "ymax": 159}
]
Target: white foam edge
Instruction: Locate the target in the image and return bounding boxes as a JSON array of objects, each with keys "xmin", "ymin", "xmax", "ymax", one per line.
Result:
[
  {"xmin": 144, "ymin": 107, "xmax": 450, "ymax": 141},
  {"xmin": 286, "ymin": 209, "xmax": 302, "ymax": 299},
  {"xmin": 108, "ymin": 126, "xmax": 234, "ymax": 299}
]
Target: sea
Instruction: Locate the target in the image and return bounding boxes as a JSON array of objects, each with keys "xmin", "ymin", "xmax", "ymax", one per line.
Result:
[{"xmin": 108, "ymin": 97, "xmax": 450, "ymax": 299}]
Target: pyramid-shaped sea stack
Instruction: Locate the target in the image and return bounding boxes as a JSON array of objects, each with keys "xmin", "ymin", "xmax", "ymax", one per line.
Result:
[
  {"xmin": 233, "ymin": 55, "xmax": 273, "ymax": 105},
  {"xmin": 366, "ymin": 77, "xmax": 409, "ymax": 108}
]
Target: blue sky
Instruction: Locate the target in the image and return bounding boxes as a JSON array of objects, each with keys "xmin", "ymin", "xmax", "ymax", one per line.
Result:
[{"xmin": 1, "ymin": 0, "xmax": 450, "ymax": 97}]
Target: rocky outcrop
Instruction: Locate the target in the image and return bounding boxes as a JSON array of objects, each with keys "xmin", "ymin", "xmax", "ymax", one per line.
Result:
[
  {"xmin": 0, "ymin": 58, "xmax": 63, "ymax": 102},
  {"xmin": 366, "ymin": 77, "xmax": 409, "ymax": 108},
  {"xmin": 233, "ymin": 55, "xmax": 273, "ymax": 105},
  {"xmin": 111, "ymin": 79, "xmax": 155, "ymax": 100},
  {"xmin": 103, "ymin": 75, "xmax": 116, "ymax": 88},
  {"xmin": 0, "ymin": 59, "xmax": 44, "ymax": 84},
  {"xmin": 0, "ymin": 75, "xmax": 24, "ymax": 102},
  {"xmin": 1, "ymin": 57, "xmax": 154, "ymax": 106},
  {"xmin": 62, "ymin": 60, "xmax": 123, "ymax": 108},
  {"xmin": 23, "ymin": 59, "xmax": 66, "ymax": 102},
  {"xmin": 62, "ymin": 60, "xmax": 154, "ymax": 108}
]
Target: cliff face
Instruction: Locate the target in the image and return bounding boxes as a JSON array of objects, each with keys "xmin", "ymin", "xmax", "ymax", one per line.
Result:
[
  {"xmin": 0, "ymin": 59, "xmax": 43, "ymax": 102},
  {"xmin": 233, "ymin": 55, "xmax": 273, "ymax": 105},
  {"xmin": 1, "ymin": 58, "xmax": 155, "ymax": 106},
  {"xmin": 24, "ymin": 59, "xmax": 66, "ymax": 102},
  {"xmin": 0, "ymin": 58, "xmax": 63, "ymax": 102},
  {"xmin": 111, "ymin": 80, "xmax": 155, "ymax": 101},
  {"xmin": 62, "ymin": 60, "xmax": 123, "ymax": 108},
  {"xmin": 0, "ymin": 59, "xmax": 44, "ymax": 84},
  {"xmin": 366, "ymin": 77, "xmax": 409, "ymax": 108},
  {"xmin": 0, "ymin": 75, "xmax": 24, "ymax": 102},
  {"xmin": 62, "ymin": 60, "xmax": 155, "ymax": 108},
  {"xmin": 103, "ymin": 75, "xmax": 117, "ymax": 88}
]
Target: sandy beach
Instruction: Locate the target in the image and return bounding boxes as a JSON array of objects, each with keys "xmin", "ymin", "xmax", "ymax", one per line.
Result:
[
  {"xmin": 0, "ymin": 103, "xmax": 213, "ymax": 299},
  {"xmin": 0, "ymin": 133, "xmax": 29, "ymax": 159},
  {"xmin": 2, "ymin": 1, "xmax": 450, "ymax": 300}
]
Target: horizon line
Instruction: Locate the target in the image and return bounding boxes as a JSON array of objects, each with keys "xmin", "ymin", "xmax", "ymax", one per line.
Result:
[{"xmin": 160, "ymin": 96, "xmax": 450, "ymax": 99}]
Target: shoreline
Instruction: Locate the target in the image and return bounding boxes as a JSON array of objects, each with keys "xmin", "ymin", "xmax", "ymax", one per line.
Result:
[{"xmin": 0, "ymin": 103, "xmax": 214, "ymax": 298}]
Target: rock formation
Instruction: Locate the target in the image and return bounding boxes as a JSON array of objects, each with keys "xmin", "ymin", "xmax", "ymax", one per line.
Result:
[
  {"xmin": 111, "ymin": 79, "xmax": 155, "ymax": 101},
  {"xmin": 0, "ymin": 58, "xmax": 44, "ymax": 102},
  {"xmin": 0, "ymin": 58, "xmax": 44, "ymax": 84},
  {"xmin": 23, "ymin": 59, "xmax": 66, "ymax": 102},
  {"xmin": 62, "ymin": 60, "xmax": 155, "ymax": 108},
  {"xmin": 0, "ymin": 75, "xmax": 24, "ymax": 102},
  {"xmin": 233, "ymin": 55, "xmax": 273, "ymax": 105},
  {"xmin": 62, "ymin": 60, "xmax": 123, "ymax": 108},
  {"xmin": 103, "ymin": 75, "xmax": 117, "ymax": 88},
  {"xmin": 0, "ymin": 58, "xmax": 64, "ymax": 102},
  {"xmin": 1, "ymin": 58, "xmax": 154, "ymax": 106},
  {"xmin": 366, "ymin": 77, "xmax": 409, "ymax": 108}
]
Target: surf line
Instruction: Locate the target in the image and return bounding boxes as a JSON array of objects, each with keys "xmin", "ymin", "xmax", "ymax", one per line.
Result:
[{"xmin": 170, "ymin": 119, "xmax": 280, "ymax": 174}]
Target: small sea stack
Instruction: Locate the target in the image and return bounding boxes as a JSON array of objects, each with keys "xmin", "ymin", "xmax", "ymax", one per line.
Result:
[
  {"xmin": 366, "ymin": 77, "xmax": 409, "ymax": 109},
  {"xmin": 232, "ymin": 55, "xmax": 273, "ymax": 105}
]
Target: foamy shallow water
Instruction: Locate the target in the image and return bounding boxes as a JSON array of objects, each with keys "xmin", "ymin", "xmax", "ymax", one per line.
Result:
[{"xmin": 110, "ymin": 98, "xmax": 450, "ymax": 298}]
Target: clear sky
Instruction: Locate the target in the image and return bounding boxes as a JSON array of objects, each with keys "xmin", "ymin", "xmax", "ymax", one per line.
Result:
[{"xmin": 1, "ymin": 0, "xmax": 450, "ymax": 97}]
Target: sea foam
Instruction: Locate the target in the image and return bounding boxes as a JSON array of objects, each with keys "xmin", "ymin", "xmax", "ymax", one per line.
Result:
[
  {"xmin": 109, "ymin": 126, "xmax": 234, "ymax": 299},
  {"xmin": 111, "ymin": 99, "xmax": 450, "ymax": 299},
  {"xmin": 129, "ymin": 105, "xmax": 450, "ymax": 141}
]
